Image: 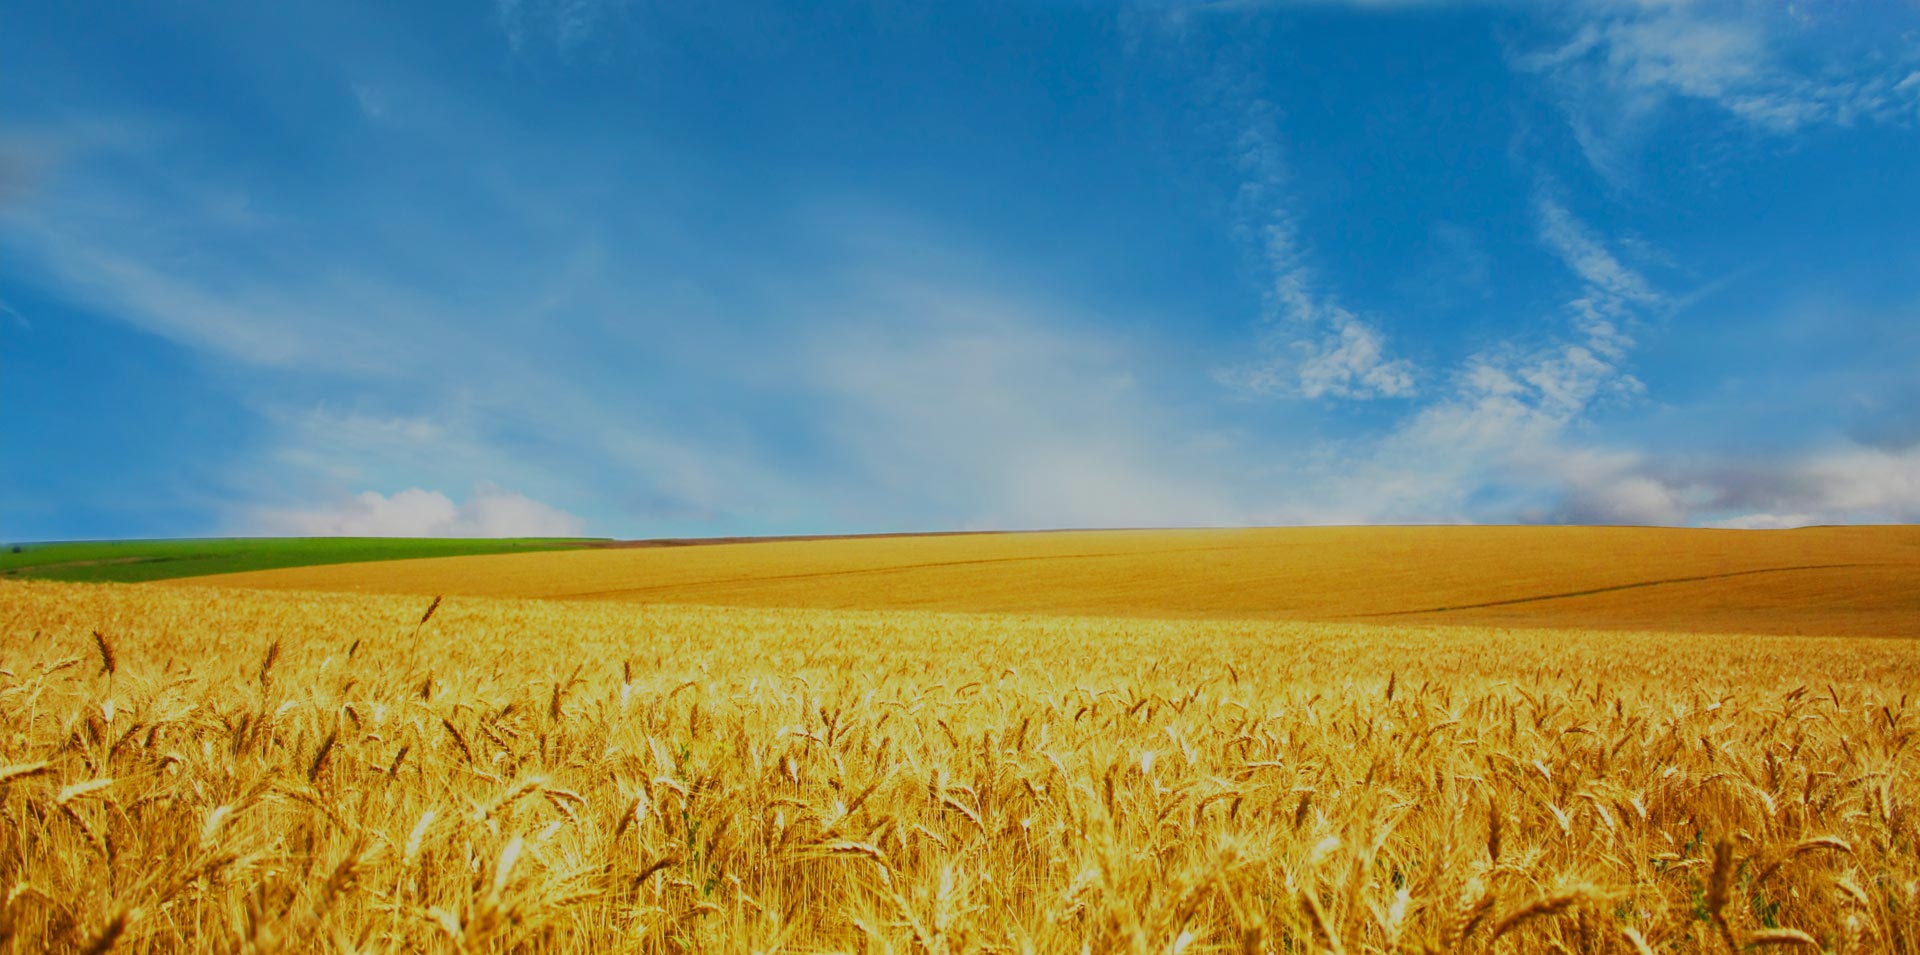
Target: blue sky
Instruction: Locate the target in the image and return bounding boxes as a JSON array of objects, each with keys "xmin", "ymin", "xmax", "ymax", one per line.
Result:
[{"xmin": 4, "ymin": 0, "xmax": 1918, "ymax": 540}]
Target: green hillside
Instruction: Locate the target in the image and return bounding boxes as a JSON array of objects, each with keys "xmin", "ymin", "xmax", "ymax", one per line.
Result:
[{"xmin": 0, "ymin": 537, "xmax": 602, "ymax": 583}]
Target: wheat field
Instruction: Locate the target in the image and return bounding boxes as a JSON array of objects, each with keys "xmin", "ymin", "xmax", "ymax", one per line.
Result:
[
  {"xmin": 187, "ymin": 526, "xmax": 1920, "ymax": 637},
  {"xmin": 3, "ymin": 574, "xmax": 1916, "ymax": 954}
]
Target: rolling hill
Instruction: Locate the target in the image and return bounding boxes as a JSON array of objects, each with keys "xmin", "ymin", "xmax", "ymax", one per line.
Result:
[{"xmin": 175, "ymin": 525, "xmax": 1920, "ymax": 637}]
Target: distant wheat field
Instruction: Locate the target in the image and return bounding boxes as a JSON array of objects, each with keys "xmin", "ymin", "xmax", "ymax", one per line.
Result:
[
  {"xmin": 3, "ymin": 578, "xmax": 1917, "ymax": 953},
  {"xmin": 186, "ymin": 525, "xmax": 1920, "ymax": 637}
]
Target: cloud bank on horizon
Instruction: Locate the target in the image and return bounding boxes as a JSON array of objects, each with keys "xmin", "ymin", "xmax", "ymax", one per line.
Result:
[{"xmin": 3, "ymin": 0, "xmax": 1917, "ymax": 539}]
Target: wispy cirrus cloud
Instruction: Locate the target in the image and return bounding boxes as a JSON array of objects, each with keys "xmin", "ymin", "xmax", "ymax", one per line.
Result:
[
  {"xmin": 9, "ymin": 0, "xmax": 1913, "ymax": 540},
  {"xmin": 1225, "ymin": 95, "xmax": 1420, "ymax": 401},
  {"xmin": 803, "ymin": 277, "xmax": 1244, "ymax": 530},
  {"xmin": 1516, "ymin": 0, "xmax": 1920, "ymax": 178},
  {"xmin": 1370, "ymin": 187, "xmax": 1920, "ymax": 529},
  {"xmin": 496, "ymin": 0, "xmax": 633, "ymax": 57},
  {"xmin": 1121, "ymin": 0, "xmax": 1918, "ymax": 529},
  {"xmin": 1123, "ymin": 6, "xmax": 1685, "ymax": 521},
  {"xmin": 1254, "ymin": 187, "xmax": 1666, "ymax": 522},
  {"xmin": 1129, "ymin": 38, "xmax": 1420, "ymax": 402},
  {"xmin": 1415, "ymin": 191, "xmax": 1654, "ymax": 430},
  {"xmin": 1216, "ymin": 191, "xmax": 1420, "ymax": 400},
  {"xmin": 4, "ymin": 96, "xmax": 1253, "ymax": 536}
]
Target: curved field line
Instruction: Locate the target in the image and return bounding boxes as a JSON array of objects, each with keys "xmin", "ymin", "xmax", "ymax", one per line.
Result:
[{"xmin": 1351, "ymin": 563, "xmax": 1898, "ymax": 618}]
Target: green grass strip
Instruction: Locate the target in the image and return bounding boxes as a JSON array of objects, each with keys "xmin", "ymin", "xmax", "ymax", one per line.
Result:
[{"xmin": 0, "ymin": 537, "xmax": 604, "ymax": 583}]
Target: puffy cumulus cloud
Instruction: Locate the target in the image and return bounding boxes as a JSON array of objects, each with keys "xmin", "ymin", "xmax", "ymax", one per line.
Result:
[
  {"xmin": 1529, "ymin": 443, "xmax": 1920, "ymax": 529},
  {"xmin": 1717, "ymin": 445, "xmax": 1920, "ymax": 525},
  {"xmin": 1565, "ymin": 473, "xmax": 1687, "ymax": 525},
  {"xmin": 1531, "ymin": 449, "xmax": 1692, "ymax": 526},
  {"xmin": 254, "ymin": 483, "xmax": 587, "ymax": 537}
]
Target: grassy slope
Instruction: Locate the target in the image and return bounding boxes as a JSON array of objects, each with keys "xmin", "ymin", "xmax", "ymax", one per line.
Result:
[
  {"xmin": 0, "ymin": 537, "xmax": 600, "ymax": 583},
  {"xmin": 181, "ymin": 524, "xmax": 1920, "ymax": 637}
]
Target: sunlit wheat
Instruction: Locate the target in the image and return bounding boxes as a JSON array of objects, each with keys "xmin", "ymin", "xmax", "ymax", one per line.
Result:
[{"xmin": 1, "ymin": 578, "xmax": 1915, "ymax": 953}]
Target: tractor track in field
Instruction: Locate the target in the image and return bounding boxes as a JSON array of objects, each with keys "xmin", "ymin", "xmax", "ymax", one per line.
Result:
[{"xmin": 1352, "ymin": 562, "xmax": 1901, "ymax": 619}]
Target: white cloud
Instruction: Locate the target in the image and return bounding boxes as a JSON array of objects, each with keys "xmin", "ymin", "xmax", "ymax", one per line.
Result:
[
  {"xmin": 1294, "ymin": 310, "xmax": 1418, "ymax": 399},
  {"xmin": 1534, "ymin": 194, "xmax": 1658, "ymax": 310},
  {"xmin": 0, "ymin": 141, "xmax": 444, "ymax": 372},
  {"xmin": 1567, "ymin": 475, "xmax": 1686, "ymax": 525},
  {"xmin": 350, "ymin": 83, "xmax": 389, "ymax": 122},
  {"xmin": 253, "ymin": 483, "xmax": 587, "ymax": 537},
  {"xmin": 16, "ymin": 10, "xmax": 1906, "ymax": 538},
  {"xmin": 805, "ymin": 281, "xmax": 1243, "ymax": 530},
  {"xmin": 264, "ymin": 409, "xmax": 453, "ymax": 485},
  {"xmin": 1119, "ymin": 19, "xmax": 1696, "ymax": 523},
  {"xmin": 1388, "ymin": 192, "xmax": 1652, "ymax": 455},
  {"xmin": 1543, "ymin": 443, "xmax": 1920, "ymax": 529},
  {"xmin": 1198, "ymin": 70, "xmax": 1419, "ymax": 401},
  {"xmin": 1707, "ymin": 512, "xmax": 1815, "ymax": 530},
  {"xmin": 1124, "ymin": 1, "xmax": 1912, "ymax": 529},
  {"xmin": 1218, "ymin": 305, "xmax": 1417, "ymax": 400},
  {"xmin": 1236, "ymin": 192, "xmax": 1665, "ymax": 524},
  {"xmin": 1752, "ymin": 444, "xmax": 1920, "ymax": 521},
  {"xmin": 296, "ymin": 409, "xmax": 443, "ymax": 448},
  {"xmin": 8, "ymin": 225, "xmax": 315, "ymax": 366},
  {"xmin": 3, "ymin": 114, "xmax": 779, "ymax": 535},
  {"xmin": 1533, "ymin": 448, "xmax": 1692, "ymax": 525},
  {"xmin": 1517, "ymin": 0, "xmax": 1920, "ymax": 176},
  {"xmin": 496, "ymin": 0, "xmax": 630, "ymax": 57}
]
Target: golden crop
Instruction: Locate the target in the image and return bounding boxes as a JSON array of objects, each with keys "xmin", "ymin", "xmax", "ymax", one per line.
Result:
[
  {"xmin": 3, "ymin": 577, "xmax": 1917, "ymax": 953},
  {"xmin": 188, "ymin": 526, "xmax": 1920, "ymax": 637}
]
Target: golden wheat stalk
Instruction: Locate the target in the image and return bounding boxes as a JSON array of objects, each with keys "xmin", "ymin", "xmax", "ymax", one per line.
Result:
[{"xmin": 1745, "ymin": 927, "xmax": 1821, "ymax": 948}]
